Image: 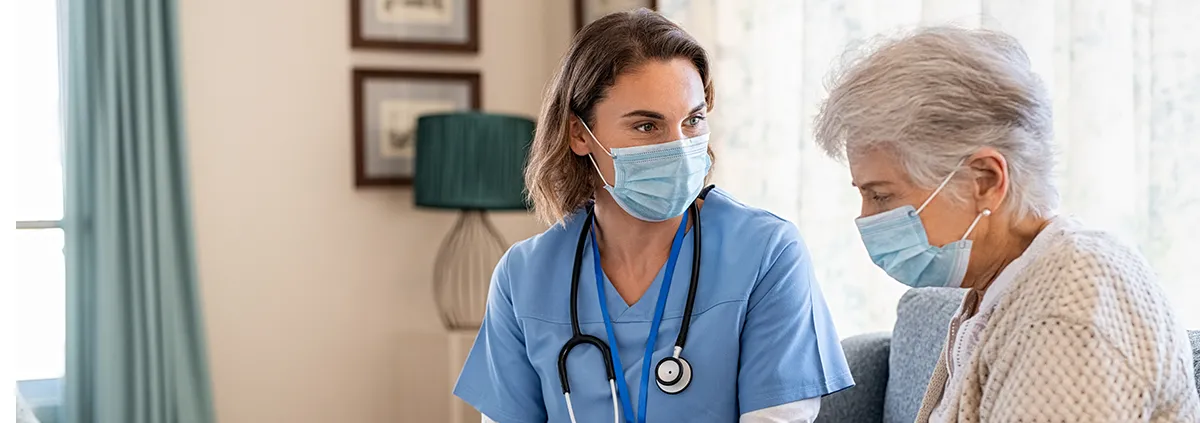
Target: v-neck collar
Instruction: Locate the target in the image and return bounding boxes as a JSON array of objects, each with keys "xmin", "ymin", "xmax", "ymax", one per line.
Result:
[
  {"xmin": 596, "ymin": 261, "xmax": 669, "ymax": 321},
  {"xmin": 590, "ymin": 228, "xmax": 695, "ymax": 322},
  {"xmin": 582, "ymin": 196, "xmax": 713, "ymax": 323}
]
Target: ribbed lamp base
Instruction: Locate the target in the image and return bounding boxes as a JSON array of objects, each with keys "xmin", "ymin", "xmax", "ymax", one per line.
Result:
[{"xmin": 434, "ymin": 210, "xmax": 508, "ymax": 330}]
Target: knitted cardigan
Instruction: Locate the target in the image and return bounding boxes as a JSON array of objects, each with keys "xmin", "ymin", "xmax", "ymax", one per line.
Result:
[{"xmin": 914, "ymin": 221, "xmax": 1200, "ymax": 422}]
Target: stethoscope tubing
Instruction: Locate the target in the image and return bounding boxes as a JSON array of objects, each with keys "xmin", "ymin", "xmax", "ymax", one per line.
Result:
[{"xmin": 557, "ymin": 186, "xmax": 714, "ymax": 421}]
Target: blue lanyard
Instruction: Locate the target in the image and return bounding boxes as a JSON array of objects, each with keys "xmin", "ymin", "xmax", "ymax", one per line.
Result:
[{"xmin": 590, "ymin": 210, "xmax": 689, "ymax": 423}]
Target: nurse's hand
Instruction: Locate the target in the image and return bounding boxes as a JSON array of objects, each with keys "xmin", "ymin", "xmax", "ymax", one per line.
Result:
[{"xmin": 738, "ymin": 396, "xmax": 821, "ymax": 423}]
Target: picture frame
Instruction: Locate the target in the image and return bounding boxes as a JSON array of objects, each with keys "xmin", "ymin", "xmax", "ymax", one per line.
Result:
[
  {"xmin": 574, "ymin": 0, "xmax": 657, "ymax": 32},
  {"xmin": 353, "ymin": 69, "xmax": 482, "ymax": 186},
  {"xmin": 350, "ymin": 0, "xmax": 479, "ymax": 52}
]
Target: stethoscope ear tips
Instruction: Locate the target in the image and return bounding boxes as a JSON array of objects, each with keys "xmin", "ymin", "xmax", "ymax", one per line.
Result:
[{"xmin": 655, "ymin": 356, "xmax": 692, "ymax": 394}]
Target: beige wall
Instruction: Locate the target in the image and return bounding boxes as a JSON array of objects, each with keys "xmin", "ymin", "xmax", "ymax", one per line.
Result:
[{"xmin": 179, "ymin": 0, "xmax": 571, "ymax": 421}]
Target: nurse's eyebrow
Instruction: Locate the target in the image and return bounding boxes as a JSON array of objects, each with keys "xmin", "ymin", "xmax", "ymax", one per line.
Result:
[
  {"xmin": 622, "ymin": 110, "xmax": 665, "ymax": 120},
  {"xmin": 619, "ymin": 102, "xmax": 708, "ymax": 120}
]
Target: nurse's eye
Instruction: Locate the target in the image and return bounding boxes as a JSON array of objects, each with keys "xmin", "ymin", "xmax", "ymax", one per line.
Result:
[
  {"xmin": 685, "ymin": 115, "xmax": 706, "ymax": 126},
  {"xmin": 634, "ymin": 122, "xmax": 656, "ymax": 133}
]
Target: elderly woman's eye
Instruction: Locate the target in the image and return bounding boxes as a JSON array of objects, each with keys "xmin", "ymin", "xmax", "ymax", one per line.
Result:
[{"xmin": 872, "ymin": 194, "xmax": 892, "ymax": 203}]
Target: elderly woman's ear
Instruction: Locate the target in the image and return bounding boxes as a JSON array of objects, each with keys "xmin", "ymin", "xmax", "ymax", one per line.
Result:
[{"xmin": 965, "ymin": 148, "xmax": 1010, "ymax": 213}]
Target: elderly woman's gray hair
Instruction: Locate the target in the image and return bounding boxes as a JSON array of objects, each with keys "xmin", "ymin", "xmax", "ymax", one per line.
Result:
[{"xmin": 814, "ymin": 26, "xmax": 1059, "ymax": 220}]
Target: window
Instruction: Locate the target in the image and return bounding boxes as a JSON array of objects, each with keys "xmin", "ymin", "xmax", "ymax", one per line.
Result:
[
  {"xmin": 14, "ymin": 0, "xmax": 65, "ymax": 387},
  {"xmin": 660, "ymin": 2, "xmax": 1200, "ymax": 336}
]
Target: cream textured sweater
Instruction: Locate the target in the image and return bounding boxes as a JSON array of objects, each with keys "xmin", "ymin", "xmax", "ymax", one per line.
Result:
[{"xmin": 914, "ymin": 220, "xmax": 1200, "ymax": 423}]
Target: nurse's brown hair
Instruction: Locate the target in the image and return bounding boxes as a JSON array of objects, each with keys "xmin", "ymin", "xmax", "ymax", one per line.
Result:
[{"xmin": 524, "ymin": 8, "xmax": 715, "ymax": 225}]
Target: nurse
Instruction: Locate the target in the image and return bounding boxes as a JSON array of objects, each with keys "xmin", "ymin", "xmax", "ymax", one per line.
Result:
[{"xmin": 454, "ymin": 9, "xmax": 853, "ymax": 423}]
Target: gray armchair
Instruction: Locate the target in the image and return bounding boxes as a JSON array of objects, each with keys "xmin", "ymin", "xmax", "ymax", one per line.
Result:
[{"xmin": 816, "ymin": 288, "xmax": 1200, "ymax": 423}]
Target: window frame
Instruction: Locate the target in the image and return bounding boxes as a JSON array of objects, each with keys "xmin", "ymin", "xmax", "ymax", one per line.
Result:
[
  {"xmin": 16, "ymin": 220, "xmax": 63, "ymax": 230},
  {"xmin": 14, "ymin": 219, "xmax": 67, "ymax": 417}
]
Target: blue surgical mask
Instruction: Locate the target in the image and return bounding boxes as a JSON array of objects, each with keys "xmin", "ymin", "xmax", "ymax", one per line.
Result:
[
  {"xmin": 579, "ymin": 119, "xmax": 711, "ymax": 222},
  {"xmin": 855, "ymin": 165, "xmax": 991, "ymax": 288}
]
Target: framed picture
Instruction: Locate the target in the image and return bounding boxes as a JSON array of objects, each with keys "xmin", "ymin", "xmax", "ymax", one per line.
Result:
[
  {"xmin": 353, "ymin": 69, "xmax": 481, "ymax": 186},
  {"xmin": 350, "ymin": 0, "xmax": 479, "ymax": 52},
  {"xmin": 574, "ymin": 0, "xmax": 657, "ymax": 32}
]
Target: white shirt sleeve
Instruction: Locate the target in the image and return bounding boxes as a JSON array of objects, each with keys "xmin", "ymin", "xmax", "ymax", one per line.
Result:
[
  {"xmin": 739, "ymin": 397, "xmax": 822, "ymax": 423},
  {"xmin": 482, "ymin": 397, "xmax": 821, "ymax": 422}
]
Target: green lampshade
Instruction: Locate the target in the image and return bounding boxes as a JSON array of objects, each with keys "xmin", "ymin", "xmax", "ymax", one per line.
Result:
[{"xmin": 414, "ymin": 112, "xmax": 534, "ymax": 210}]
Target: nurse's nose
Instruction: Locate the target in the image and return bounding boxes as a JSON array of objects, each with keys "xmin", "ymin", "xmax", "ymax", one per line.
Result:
[{"xmin": 668, "ymin": 124, "xmax": 686, "ymax": 142}]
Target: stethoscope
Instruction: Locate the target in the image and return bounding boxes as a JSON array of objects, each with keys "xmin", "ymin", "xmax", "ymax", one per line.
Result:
[{"xmin": 557, "ymin": 186, "xmax": 714, "ymax": 423}]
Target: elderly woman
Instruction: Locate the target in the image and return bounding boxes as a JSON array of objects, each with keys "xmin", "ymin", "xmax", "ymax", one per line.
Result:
[{"xmin": 814, "ymin": 26, "xmax": 1200, "ymax": 422}]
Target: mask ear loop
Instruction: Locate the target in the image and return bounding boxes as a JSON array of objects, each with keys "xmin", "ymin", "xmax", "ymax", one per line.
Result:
[
  {"xmin": 914, "ymin": 158, "xmax": 993, "ymax": 240},
  {"xmin": 961, "ymin": 208, "xmax": 992, "ymax": 240},
  {"xmin": 917, "ymin": 159, "xmax": 968, "ymax": 214},
  {"xmin": 578, "ymin": 116, "xmax": 614, "ymax": 187}
]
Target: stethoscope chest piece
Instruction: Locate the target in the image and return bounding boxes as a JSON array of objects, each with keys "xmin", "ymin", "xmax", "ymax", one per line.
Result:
[
  {"xmin": 559, "ymin": 187, "xmax": 714, "ymax": 420},
  {"xmin": 654, "ymin": 355, "xmax": 692, "ymax": 394}
]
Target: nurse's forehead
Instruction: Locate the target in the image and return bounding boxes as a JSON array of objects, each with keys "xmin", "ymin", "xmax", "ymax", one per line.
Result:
[{"xmin": 599, "ymin": 59, "xmax": 706, "ymax": 115}]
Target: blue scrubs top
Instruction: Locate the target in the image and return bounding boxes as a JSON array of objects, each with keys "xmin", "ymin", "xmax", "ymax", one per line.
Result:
[{"xmin": 454, "ymin": 188, "xmax": 853, "ymax": 422}]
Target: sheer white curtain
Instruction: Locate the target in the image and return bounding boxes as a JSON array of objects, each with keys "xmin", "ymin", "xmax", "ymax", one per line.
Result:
[{"xmin": 660, "ymin": 0, "xmax": 1200, "ymax": 335}]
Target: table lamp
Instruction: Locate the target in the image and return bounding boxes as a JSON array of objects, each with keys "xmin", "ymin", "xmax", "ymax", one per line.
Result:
[{"xmin": 414, "ymin": 112, "xmax": 534, "ymax": 330}]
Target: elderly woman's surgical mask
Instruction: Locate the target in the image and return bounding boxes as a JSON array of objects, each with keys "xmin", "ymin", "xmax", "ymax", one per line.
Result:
[{"xmin": 855, "ymin": 165, "xmax": 992, "ymax": 288}]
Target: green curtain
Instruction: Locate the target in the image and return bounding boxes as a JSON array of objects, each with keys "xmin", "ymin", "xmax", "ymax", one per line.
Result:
[{"xmin": 61, "ymin": 0, "xmax": 215, "ymax": 422}]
